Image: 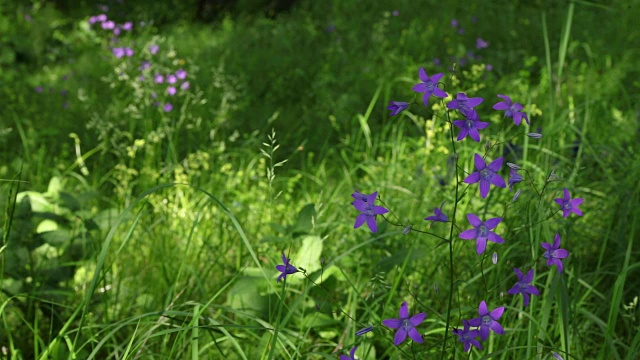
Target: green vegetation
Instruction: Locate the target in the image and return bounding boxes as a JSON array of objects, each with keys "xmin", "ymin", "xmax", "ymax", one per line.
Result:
[{"xmin": 1, "ymin": 0, "xmax": 639, "ymax": 359}]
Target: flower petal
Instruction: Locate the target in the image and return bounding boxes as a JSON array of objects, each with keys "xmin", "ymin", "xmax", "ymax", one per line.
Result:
[
  {"xmin": 366, "ymin": 215, "xmax": 378, "ymax": 233},
  {"xmin": 467, "ymin": 213, "xmax": 482, "ymax": 227},
  {"xmin": 459, "ymin": 229, "xmax": 478, "ymax": 240},
  {"xmin": 484, "ymin": 217, "xmax": 502, "ymax": 229},
  {"xmin": 491, "ymin": 174, "xmax": 507, "ymax": 188},
  {"xmin": 474, "ymin": 153, "xmax": 486, "ymax": 170},
  {"xmin": 490, "ymin": 306, "xmax": 505, "ymax": 319},
  {"xmin": 476, "ymin": 238, "xmax": 487, "ymax": 254},
  {"xmin": 394, "ymin": 328, "xmax": 408, "ymax": 346},
  {"xmin": 491, "ymin": 321, "xmax": 504, "ymax": 334},
  {"xmin": 479, "ymin": 179, "xmax": 490, "ymax": 198},
  {"xmin": 487, "ymin": 157, "xmax": 504, "ymax": 172},
  {"xmin": 478, "ymin": 300, "xmax": 488, "ymax": 315},
  {"xmin": 399, "ymin": 302, "xmax": 409, "ymax": 318},
  {"xmin": 487, "ymin": 231, "xmax": 504, "ymax": 244},
  {"xmin": 464, "ymin": 172, "xmax": 481, "ymax": 184},
  {"xmin": 382, "ymin": 318, "xmax": 402, "ymax": 329},
  {"xmin": 418, "ymin": 67, "xmax": 428, "ymax": 81},
  {"xmin": 408, "ymin": 327, "xmax": 423, "ymax": 343},
  {"xmin": 354, "ymin": 214, "xmax": 366, "ymax": 229},
  {"xmin": 479, "ymin": 326, "xmax": 490, "ymax": 341},
  {"xmin": 409, "ymin": 312, "xmax": 426, "ymax": 326}
]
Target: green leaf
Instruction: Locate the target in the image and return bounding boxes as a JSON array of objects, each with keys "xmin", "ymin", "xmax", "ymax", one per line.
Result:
[
  {"xmin": 289, "ymin": 203, "xmax": 316, "ymax": 235},
  {"xmin": 294, "ymin": 235, "xmax": 323, "ymax": 274}
]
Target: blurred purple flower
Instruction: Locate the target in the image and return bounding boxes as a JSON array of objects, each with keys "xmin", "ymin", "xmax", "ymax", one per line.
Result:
[
  {"xmin": 412, "ymin": 68, "xmax": 447, "ymax": 106},
  {"xmin": 493, "ymin": 94, "xmax": 529, "ymax": 126},
  {"xmin": 352, "ymin": 191, "xmax": 389, "ymax": 233},
  {"xmin": 149, "ymin": 44, "xmax": 159, "ymax": 55},
  {"xmin": 180, "ymin": 81, "xmax": 190, "ymax": 90},
  {"xmin": 433, "ymin": 58, "xmax": 441, "ymax": 67},
  {"xmin": 275, "ymin": 252, "xmax": 297, "ymax": 283},
  {"xmin": 167, "ymin": 86, "xmax": 177, "ymax": 96},
  {"xmin": 113, "ymin": 26, "xmax": 121, "ymax": 36},
  {"xmin": 485, "ymin": 64, "xmax": 493, "ymax": 71},
  {"xmin": 35, "ymin": 86, "xmax": 43, "ymax": 93},
  {"xmin": 451, "ymin": 19, "xmax": 458, "ymax": 27},
  {"xmin": 508, "ymin": 168, "xmax": 523, "ymax": 191},
  {"xmin": 140, "ymin": 61, "xmax": 151, "ymax": 71},
  {"xmin": 507, "ymin": 268, "xmax": 540, "ymax": 306},
  {"xmin": 340, "ymin": 346, "xmax": 357, "ymax": 360},
  {"xmin": 387, "ymin": 101, "xmax": 408, "ymax": 116},
  {"xmin": 463, "ymin": 154, "xmax": 506, "ymax": 198},
  {"xmin": 447, "ymin": 92, "xmax": 484, "ymax": 117},
  {"xmin": 453, "ymin": 111, "xmax": 489, "ymax": 142},
  {"xmin": 154, "ymin": 74, "xmax": 164, "ymax": 84},
  {"xmin": 175, "ymin": 68, "xmax": 187, "ymax": 79},
  {"xmin": 124, "ymin": 48, "xmax": 134, "ymax": 57},
  {"xmin": 167, "ymin": 74, "xmax": 177, "ymax": 84},
  {"xmin": 163, "ymin": 103, "xmax": 173, "ymax": 112},
  {"xmin": 476, "ymin": 38, "xmax": 489, "ymax": 49},
  {"xmin": 459, "ymin": 213, "xmax": 504, "ymax": 255},
  {"xmin": 467, "ymin": 300, "xmax": 505, "ymax": 341},
  {"xmin": 542, "ymin": 233, "xmax": 569, "ymax": 273},
  {"xmin": 392, "ymin": 10, "xmax": 399, "ymax": 16},
  {"xmin": 112, "ymin": 47, "xmax": 125, "ymax": 58},
  {"xmin": 102, "ymin": 20, "xmax": 115, "ymax": 30},
  {"xmin": 122, "ymin": 22, "xmax": 133, "ymax": 31},
  {"xmin": 453, "ymin": 320, "xmax": 481, "ymax": 352},
  {"xmin": 554, "ymin": 188, "xmax": 583, "ymax": 218},
  {"xmin": 425, "ymin": 201, "xmax": 448, "ymax": 224},
  {"xmin": 382, "ymin": 302, "xmax": 426, "ymax": 346}
]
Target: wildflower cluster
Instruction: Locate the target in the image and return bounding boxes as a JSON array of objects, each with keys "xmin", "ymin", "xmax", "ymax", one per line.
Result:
[{"xmin": 274, "ymin": 32, "xmax": 584, "ymax": 359}]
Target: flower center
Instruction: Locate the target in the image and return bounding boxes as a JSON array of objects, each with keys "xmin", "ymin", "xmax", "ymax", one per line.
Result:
[
  {"xmin": 478, "ymin": 225, "xmax": 489, "ymax": 237},
  {"xmin": 465, "ymin": 119, "xmax": 474, "ymax": 129},
  {"xmin": 480, "ymin": 169, "xmax": 492, "ymax": 181},
  {"xmin": 482, "ymin": 315, "xmax": 492, "ymax": 326},
  {"xmin": 563, "ymin": 203, "xmax": 572, "ymax": 210},
  {"xmin": 402, "ymin": 319, "xmax": 412, "ymax": 331},
  {"xmin": 364, "ymin": 204, "xmax": 375, "ymax": 216}
]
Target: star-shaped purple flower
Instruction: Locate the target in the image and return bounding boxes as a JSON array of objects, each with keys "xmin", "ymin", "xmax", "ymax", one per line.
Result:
[
  {"xmin": 467, "ymin": 300, "xmax": 505, "ymax": 341},
  {"xmin": 542, "ymin": 233, "xmax": 569, "ymax": 273},
  {"xmin": 453, "ymin": 320, "xmax": 482, "ymax": 352},
  {"xmin": 492, "ymin": 94, "xmax": 529, "ymax": 126},
  {"xmin": 352, "ymin": 191, "xmax": 389, "ymax": 233},
  {"xmin": 382, "ymin": 302, "xmax": 426, "ymax": 346},
  {"xmin": 425, "ymin": 201, "xmax": 448, "ymax": 224},
  {"xmin": 459, "ymin": 214, "xmax": 504, "ymax": 255},
  {"xmin": 554, "ymin": 188, "xmax": 583, "ymax": 218},
  {"xmin": 412, "ymin": 68, "xmax": 448, "ymax": 106},
  {"xmin": 339, "ymin": 346, "xmax": 357, "ymax": 360},
  {"xmin": 387, "ymin": 101, "xmax": 409, "ymax": 116},
  {"xmin": 452, "ymin": 111, "xmax": 489, "ymax": 142},
  {"xmin": 447, "ymin": 92, "xmax": 484, "ymax": 117},
  {"xmin": 275, "ymin": 252, "xmax": 298, "ymax": 283},
  {"xmin": 463, "ymin": 154, "xmax": 506, "ymax": 199},
  {"xmin": 507, "ymin": 268, "xmax": 540, "ymax": 307},
  {"xmin": 508, "ymin": 168, "xmax": 523, "ymax": 191}
]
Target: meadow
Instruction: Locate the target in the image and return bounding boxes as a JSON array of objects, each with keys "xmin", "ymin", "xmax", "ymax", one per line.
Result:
[{"xmin": 1, "ymin": 0, "xmax": 639, "ymax": 359}]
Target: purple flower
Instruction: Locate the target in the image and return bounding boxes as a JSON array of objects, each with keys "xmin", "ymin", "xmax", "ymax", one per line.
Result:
[
  {"xmin": 149, "ymin": 44, "xmax": 159, "ymax": 55},
  {"xmin": 167, "ymin": 86, "xmax": 177, "ymax": 96},
  {"xmin": 467, "ymin": 300, "xmax": 505, "ymax": 341},
  {"xmin": 412, "ymin": 68, "xmax": 448, "ymax": 106},
  {"xmin": 180, "ymin": 81, "xmax": 190, "ymax": 90},
  {"xmin": 339, "ymin": 346, "xmax": 357, "ymax": 360},
  {"xmin": 382, "ymin": 302, "xmax": 426, "ymax": 346},
  {"xmin": 96, "ymin": 14, "xmax": 107, "ymax": 22},
  {"xmin": 451, "ymin": 19, "xmax": 458, "ymax": 27},
  {"xmin": 452, "ymin": 111, "xmax": 489, "ymax": 142},
  {"xmin": 507, "ymin": 268, "xmax": 540, "ymax": 306},
  {"xmin": 352, "ymin": 191, "xmax": 389, "ymax": 233},
  {"xmin": 392, "ymin": 10, "xmax": 399, "ymax": 16},
  {"xmin": 447, "ymin": 92, "xmax": 483, "ymax": 117},
  {"xmin": 493, "ymin": 94, "xmax": 529, "ymax": 126},
  {"xmin": 101, "ymin": 20, "xmax": 115, "ymax": 30},
  {"xmin": 351, "ymin": 189, "xmax": 370, "ymax": 203},
  {"xmin": 89, "ymin": 16, "xmax": 100, "ymax": 25},
  {"xmin": 552, "ymin": 352, "xmax": 564, "ymax": 360},
  {"xmin": 35, "ymin": 86, "xmax": 43, "ymax": 93},
  {"xmin": 175, "ymin": 68, "xmax": 187, "ymax": 79},
  {"xmin": 433, "ymin": 58, "xmax": 441, "ymax": 67},
  {"xmin": 424, "ymin": 201, "xmax": 448, "ymax": 224},
  {"xmin": 476, "ymin": 38, "xmax": 489, "ymax": 49},
  {"xmin": 485, "ymin": 64, "xmax": 493, "ymax": 71},
  {"xmin": 459, "ymin": 214, "xmax": 504, "ymax": 255},
  {"xmin": 453, "ymin": 320, "xmax": 482, "ymax": 352},
  {"xmin": 139, "ymin": 61, "xmax": 151, "ymax": 71},
  {"xmin": 122, "ymin": 22, "xmax": 133, "ymax": 31},
  {"xmin": 167, "ymin": 74, "xmax": 177, "ymax": 84},
  {"xmin": 124, "ymin": 48, "xmax": 134, "ymax": 57},
  {"xmin": 275, "ymin": 252, "xmax": 297, "ymax": 282},
  {"xmin": 554, "ymin": 188, "xmax": 583, "ymax": 218},
  {"xmin": 163, "ymin": 103, "xmax": 173, "ymax": 112},
  {"xmin": 463, "ymin": 154, "xmax": 506, "ymax": 199},
  {"xmin": 542, "ymin": 233, "xmax": 569, "ymax": 273},
  {"xmin": 154, "ymin": 74, "xmax": 164, "ymax": 84},
  {"xmin": 112, "ymin": 47, "xmax": 125, "ymax": 58},
  {"xmin": 508, "ymin": 168, "xmax": 523, "ymax": 191},
  {"xmin": 387, "ymin": 101, "xmax": 409, "ymax": 116},
  {"xmin": 113, "ymin": 26, "xmax": 121, "ymax": 36}
]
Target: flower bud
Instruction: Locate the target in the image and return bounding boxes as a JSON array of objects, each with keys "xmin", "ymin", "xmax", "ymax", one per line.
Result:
[
  {"xmin": 512, "ymin": 189, "xmax": 522, "ymax": 202},
  {"xmin": 403, "ymin": 225, "xmax": 412, "ymax": 235},
  {"xmin": 492, "ymin": 252, "xmax": 498, "ymax": 264},
  {"xmin": 507, "ymin": 162, "xmax": 520, "ymax": 170},
  {"xmin": 527, "ymin": 132, "xmax": 543, "ymax": 139}
]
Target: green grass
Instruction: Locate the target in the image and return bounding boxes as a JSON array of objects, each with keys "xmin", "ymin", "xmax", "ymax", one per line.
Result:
[{"xmin": 1, "ymin": 0, "xmax": 639, "ymax": 359}]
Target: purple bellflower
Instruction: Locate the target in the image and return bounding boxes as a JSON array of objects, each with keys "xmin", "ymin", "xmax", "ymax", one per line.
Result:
[
  {"xmin": 149, "ymin": 44, "xmax": 159, "ymax": 55},
  {"xmin": 508, "ymin": 168, "xmax": 523, "ymax": 191},
  {"xmin": 493, "ymin": 94, "xmax": 529, "ymax": 126},
  {"xmin": 554, "ymin": 188, "xmax": 583, "ymax": 218},
  {"xmin": 352, "ymin": 191, "xmax": 389, "ymax": 233},
  {"xmin": 154, "ymin": 74, "xmax": 164, "ymax": 84},
  {"xmin": 412, "ymin": 68, "xmax": 447, "ymax": 106},
  {"xmin": 507, "ymin": 268, "xmax": 540, "ymax": 306},
  {"xmin": 447, "ymin": 92, "xmax": 484, "ymax": 117},
  {"xmin": 542, "ymin": 233, "xmax": 569, "ymax": 273},
  {"xmin": 425, "ymin": 201, "xmax": 448, "ymax": 224},
  {"xmin": 180, "ymin": 81, "xmax": 190, "ymax": 90},
  {"xmin": 275, "ymin": 252, "xmax": 298, "ymax": 282},
  {"xmin": 340, "ymin": 346, "xmax": 357, "ymax": 360},
  {"xmin": 167, "ymin": 74, "xmax": 177, "ymax": 84},
  {"xmin": 467, "ymin": 300, "xmax": 505, "ymax": 341},
  {"xmin": 463, "ymin": 154, "xmax": 506, "ymax": 199},
  {"xmin": 452, "ymin": 111, "xmax": 489, "ymax": 142},
  {"xmin": 163, "ymin": 103, "xmax": 173, "ymax": 112},
  {"xmin": 453, "ymin": 320, "xmax": 482, "ymax": 352},
  {"xmin": 176, "ymin": 68, "xmax": 187, "ymax": 79},
  {"xmin": 387, "ymin": 101, "xmax": 409, "ymax": 116},
  {"xmin": 382, "ymin": 302, "xmax": 426, "ymax": 346},
  {"xmin": 167, "ymin": 86, "xmax": 177, "ymax": 96},
  {"xmin": 351, "ymin": 189, "xmax": 370, "ymax": 203},
  {"xmin": 459, "ymin": 214, "xmax": 504, "ymax": 255},
  {"xmin": 476, "ymin": 38, "xmax": 489, "ymax": 49}
]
